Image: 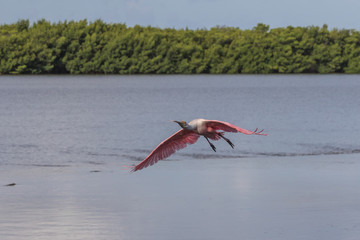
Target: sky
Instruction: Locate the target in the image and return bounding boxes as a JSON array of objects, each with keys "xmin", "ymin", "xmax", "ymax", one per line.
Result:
[{"xmin": 1, "ymin": 0, "xmax": 360, "ymax": 30}]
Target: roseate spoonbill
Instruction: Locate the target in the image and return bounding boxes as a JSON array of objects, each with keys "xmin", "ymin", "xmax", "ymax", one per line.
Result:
[{"xmin": 131, "ymin": 119, "xmax": 267, "ymax": 172}]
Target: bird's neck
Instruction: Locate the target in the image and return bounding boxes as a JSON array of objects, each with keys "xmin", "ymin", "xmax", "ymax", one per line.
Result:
[{"xmin": 182, "ymin": 123, "xmax": 195, "ymax": 131}]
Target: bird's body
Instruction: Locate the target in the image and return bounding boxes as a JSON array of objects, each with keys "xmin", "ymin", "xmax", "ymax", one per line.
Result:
[{"xmin": 131, "ymin": 118, "xmax": 267, "ymax": 172}]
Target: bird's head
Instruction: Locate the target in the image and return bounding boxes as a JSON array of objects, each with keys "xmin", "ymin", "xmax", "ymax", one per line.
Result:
[{"xmin": 171, "ymin": 120, "xmax": 187, "ymax": 129}]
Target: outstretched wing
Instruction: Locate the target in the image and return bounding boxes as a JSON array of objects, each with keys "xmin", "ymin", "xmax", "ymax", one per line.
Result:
[
  {"xmin": 204, "ymin": 120, "xmax": 268, "ymax": 135},
  {"xmin": 131, "ymin": 129, "xmax": 200, "ymax": 172}
]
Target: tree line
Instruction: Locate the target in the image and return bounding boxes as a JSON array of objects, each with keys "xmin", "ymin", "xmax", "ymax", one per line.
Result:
[{"xmin": 1, "ymin": 19, "xmax": 360, "ymax": 74}]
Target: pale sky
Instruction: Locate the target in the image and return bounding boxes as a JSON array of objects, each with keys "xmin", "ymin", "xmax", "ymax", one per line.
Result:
[{"xmin": 1, "ymin": 0, "xmax": 360, "ymax": 30}]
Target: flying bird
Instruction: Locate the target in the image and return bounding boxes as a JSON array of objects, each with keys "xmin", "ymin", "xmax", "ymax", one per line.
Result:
[{"xmin": 131, "ymin": 118, "xmax": 267, "ymax": 172}]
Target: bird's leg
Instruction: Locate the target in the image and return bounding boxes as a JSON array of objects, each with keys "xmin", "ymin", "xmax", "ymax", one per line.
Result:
[
  {"xmin": 204, "ymin": 137, "xmax": 216, "ymax": 152},
  {"xmin": 217, "ymin": 133, "xmax": 235, "ymax": 149}
]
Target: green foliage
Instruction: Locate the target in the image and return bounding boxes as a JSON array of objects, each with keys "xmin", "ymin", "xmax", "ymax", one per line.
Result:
[{"xmin": 1, "ymin": 20, "xmax": 360, "ymax": 74}]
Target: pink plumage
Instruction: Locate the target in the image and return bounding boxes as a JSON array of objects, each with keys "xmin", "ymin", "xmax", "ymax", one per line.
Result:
[
  {"xmin": 131, "ymin": 119, "xmax": 267, "ymax": 172},
  {"xmin": 131, "ymin": 129, "xmax": 199, "ymax": 172},
  {"xmin": 204, "ymin": 120, "xmax": 265, "ymax": 135}
]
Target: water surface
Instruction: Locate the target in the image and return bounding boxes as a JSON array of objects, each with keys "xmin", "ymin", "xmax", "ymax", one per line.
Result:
[{"xmin": 1, "ymin": 75, "xmax": 360, "ymax": 240}]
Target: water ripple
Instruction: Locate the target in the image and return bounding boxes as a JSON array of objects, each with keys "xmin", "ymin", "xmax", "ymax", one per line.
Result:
[{"xmin": 126, "ymin": 145, "xmax": 360, "ymax": 162}]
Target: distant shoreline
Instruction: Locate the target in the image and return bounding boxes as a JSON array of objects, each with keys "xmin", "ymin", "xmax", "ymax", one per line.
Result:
[{"xmin": 1, "ymin": 20, "xmax": 360, "ymax": 74}]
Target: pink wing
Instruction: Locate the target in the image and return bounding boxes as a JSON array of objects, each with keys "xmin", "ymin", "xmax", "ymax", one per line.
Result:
[
  {"xmin": 204, "ymin": 120, "xmax": 268, "ymax": 135},
  {"xmin": 131, "ymin": 129, "xmax": 200, "ymax": 172}
]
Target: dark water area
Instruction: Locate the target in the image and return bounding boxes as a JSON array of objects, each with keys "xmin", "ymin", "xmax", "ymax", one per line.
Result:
[
  {"xmin": 1, "ymin": 75, "xmax": 360, "ymax": 168},
  {"xmin": 1, "ymin": 75, "xmax": 360, "ymax": 240}
]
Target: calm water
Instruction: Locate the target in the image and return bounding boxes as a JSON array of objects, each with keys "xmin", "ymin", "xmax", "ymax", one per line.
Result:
[{"xmin": 1, "ymin": 75, "xmax": 360, "ymax": 240}]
